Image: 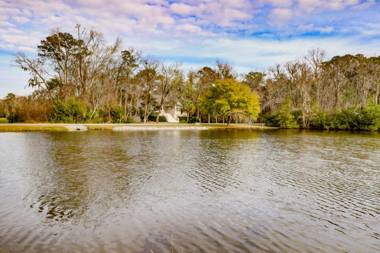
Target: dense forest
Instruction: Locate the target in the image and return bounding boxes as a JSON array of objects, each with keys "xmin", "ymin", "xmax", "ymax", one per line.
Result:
[{"xmin": 1, "ymin": 25, "xmax": 380, "ymax": 130}]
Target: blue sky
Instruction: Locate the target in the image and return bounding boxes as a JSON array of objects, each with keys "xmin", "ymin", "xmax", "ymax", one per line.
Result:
[{"xmin": 0, "ymin": 0, "xmax": 380, "ymax": 96}]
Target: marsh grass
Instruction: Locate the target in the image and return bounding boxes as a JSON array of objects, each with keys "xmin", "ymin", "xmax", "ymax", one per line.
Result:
[{"xmin": 0, "ymin": 125, "xmax": 68, "ymax": 132}]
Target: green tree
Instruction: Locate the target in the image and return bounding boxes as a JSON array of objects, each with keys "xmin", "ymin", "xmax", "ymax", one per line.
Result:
[
  {"xmin": 4, "ymin": 93, "xmax": 18, "ymax": 122},
  {"xmin": 243, "ymin": 71, "xmax": 265, "ymax": 93},
  {"xmin": 201, "ymin": 79, "xmax": 260, "ymax": 123},
  {"xmin": 135, "ymin": 60, "xmax": 160, "ymax": 123}
]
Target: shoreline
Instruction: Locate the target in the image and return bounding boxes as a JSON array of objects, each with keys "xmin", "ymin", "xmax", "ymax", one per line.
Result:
[
  {"xmin": 0, "ymin": 123, "xmax": 378, "ymax": 133},
  {"xmin": 0, "ymin": 123, "xmax": 278, "ymax": 132}
]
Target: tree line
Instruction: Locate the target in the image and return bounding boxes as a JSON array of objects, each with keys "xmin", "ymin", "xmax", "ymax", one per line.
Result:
[
  {"xmin": 256, "ymin": 50, "xmax": 380, "ymax": 130},
  {"xmin": 0, "ymin": 25, "xmax": 379, "ymax": 130}
]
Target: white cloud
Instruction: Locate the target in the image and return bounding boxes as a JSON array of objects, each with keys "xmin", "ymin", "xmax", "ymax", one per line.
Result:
[
  {"xmin": 176, "ymin": 24, "xmax": 203, "ymax": 33},
  {"xmin": 260, "ymin": 0, "xmax": 293, "ymax": 7},
  {"xmin": 119, "ymin": 33, "xmax": 380, "ymax": 74},
  {"xmin": 170, "ymin": 3, "xmax": 195, "ymax": 15},
  {"xmin": 270, "ymin": 8, "xmax": 293, "ymax": 24},
  {"xmin": 0, "ymin": 0, "xmax": 379, "ymax": 96},
  {"xmin": 297, "ymin": 0, "xmax": 359, "ymax": 12}
]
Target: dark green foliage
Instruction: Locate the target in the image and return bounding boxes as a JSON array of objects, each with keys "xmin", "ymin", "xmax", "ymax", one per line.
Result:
[
  {"xmin": 310, "ymin": 112, "xmax": 329, "ymax": 129},
  {"xmin": 4, "ymin": 93, "xmax": 19, "ymax": 123},
  {"xmin": 178, "ymin": 116, "xmax": 188, "ymax": 123},
  {"xmin": 260, "ymin": 112, "xmax": 299, "ymax": 128},
  {"xmin": 265, "ymin": 102, "xmax": 299, "ymax": 128},
  {"xmin": 126, "ymin": 117, "xmax": 137, "ymax": 123},
  {"xmin": 6, "ymin": 111, "xmax": 21, "ymax": 123},
  {"xmin": 309, "ymin": 105, "xmax": 380, "ymax": 131},
  {"xmin": 178, "ymin": 116, "xmax": 199, "ymax": 123},
  {"xmin": 109, "ymin": 106, "xmax": 124, "ymax": 123},
  {"xmin": 148, "ymin": 113, "xmax": 167, "ymax": 122},
  {"xmin": 260, "ymin": 113, "xmax": 280, "ymax": 127},
  {"xmin": 330, "ymin": 105, "xmax": 380, "ymax": 130},
  {"xmin": 51, "ymin": 97, "xmax": 87, "ymax": 123},
  {"xmin": 264, "ymin": 105, "xmax": 380, "ymax": 131}
]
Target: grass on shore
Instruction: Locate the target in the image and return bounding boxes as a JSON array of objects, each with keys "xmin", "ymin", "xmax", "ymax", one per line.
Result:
[{"xmin": 0, "ymin": 125, "xmax": 68, "ymax": 132}]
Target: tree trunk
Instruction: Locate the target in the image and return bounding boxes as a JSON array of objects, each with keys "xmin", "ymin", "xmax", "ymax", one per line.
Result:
[
  {"xmin": 143, "ymin": 96, "xmax": 149, "ymax": 123},
  {"xmin": 302, "ymin": 113, "xmax": 306, "ymax": 129},
  {"xmin": 124, "ymin": 96, "xmax": 128, "ymax": 122},
  {"xmin": 208, "ymin": 114, "xmax": 210, "ymax": 124}
]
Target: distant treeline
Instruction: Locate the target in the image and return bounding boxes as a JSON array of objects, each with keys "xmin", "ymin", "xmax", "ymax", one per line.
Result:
[{"xmin": 0, "ymin": 25, "xmax": 379, "ymax": 130}]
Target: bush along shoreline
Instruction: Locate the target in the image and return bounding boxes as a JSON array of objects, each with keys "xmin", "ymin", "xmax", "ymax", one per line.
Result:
[{"xmin": 261, "ymin": 104, "xmax": 380, "ymax": 131}]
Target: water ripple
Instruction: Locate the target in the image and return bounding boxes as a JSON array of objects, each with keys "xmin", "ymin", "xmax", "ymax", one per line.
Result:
[{"xmin": 0, "ymin": 130, "xmax": 379, "ymax": 252}]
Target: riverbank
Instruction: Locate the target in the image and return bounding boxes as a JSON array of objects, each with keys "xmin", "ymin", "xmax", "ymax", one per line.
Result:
[{"xmin": 0, "ymin": 123, "xmax": 278, "ymax": 132}]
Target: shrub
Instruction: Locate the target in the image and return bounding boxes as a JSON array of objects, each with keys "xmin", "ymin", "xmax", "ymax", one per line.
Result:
[
  {"xmin": 126, "ymin": 116, "xmax": 137, "ymax": 123},
  {"xmin": 109, "ymin": 106, "xmax": 124, "ymax": 123},
  {"xmin": 51, "ymin": 97, "xmax": 87, "ymax": 123},
  {"xmin": 148, "ymin": 113, "xmax": 167, "ymax": 122},
  {"xmin": 310, "ymin": 112, "xmax": 329, "ymax": 129},
  {"xmin": 274, "ymin": 102, "xmax": 299, "ymax": 128},
  {"xmin": 178, "ymin": 116, "xmax": 199, "ymax": 123},
  {"xmin": 310, "ymin": 105, "xmax": 380, "ymax": 131},
  {"xmin": 358, "ymin": 105, "xmax": 380, "ymax": 130},
  {"xmin": 341, "ymin": 105, "xmax": 380, "ymax": 130},
  {"xmin": 0, "ymin": 117, "xmax": 8, "ymax": 123},
  {"xmin": 260, "ymin": 113, "xmax": 280, "ymax": 127}
]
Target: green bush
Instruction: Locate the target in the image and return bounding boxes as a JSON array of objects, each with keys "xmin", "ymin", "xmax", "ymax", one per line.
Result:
[
  {"xmin": 0, "ymin": 117, "xmax": 8, "ymax": 123},
  {"xmin": 362, "ymin": 105, "xmax": 380, "ymax": 130},
  {"xmin": 310, "ymin": 112, "xmax": 329, "ymax": 129},
  {"xmin": 178, "ymin": 116, "xmax": 199, "ymax": 123},
  {"xmin": 109, "ymin": 106, "xmax": 123, "ymax": 123},
  {"xmin": 277, "ymin": 113, "xmax": 299, "ymax": 128},
  {"xmin": 147, "ymin": 112, "xmax": 167, "ymax": 122},
  {"xmin": 51, "ymin": 97, "xmax": 87, "ymax": 123},
  {"xmin": 6, "ymin": 110, "xmax": 22, "ymax": 123},
  {"xmin": 260, "ymin": 113, "xmax": 280, "ymax": 127},
  {"xmin": 291, "ymin": 110, "xmax": 303, "ymax": 127},
  {"xmin": 178, "ymin": 116, "xmax": 188, "ymax": 123},
  {"xmin": 261, "ymin": 101, "xmax": 300, "ymax": 128},
  {"xmin": 334, "ymin": 105, "xmax": 380, "ymax": 130},
  {"xmin": 310, "ymin": 105, "xmax": 380, "ymax": 131},
  {"xmin": 126, "ymin": 117, "xmax": 137, "ymax": 123},
  {"xmin": 260, "ymin": 111, "xmax": 299, "ymax": 128}
]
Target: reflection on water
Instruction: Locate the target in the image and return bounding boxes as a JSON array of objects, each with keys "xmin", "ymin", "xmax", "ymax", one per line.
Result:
[{"xmin": 0, "ymin": 130, "xmax": 379, "ymax": 252}]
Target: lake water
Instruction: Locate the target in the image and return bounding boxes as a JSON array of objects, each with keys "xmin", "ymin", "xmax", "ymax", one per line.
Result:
[{"xmin": 0, "ymin": 130, "xmax": 379, "ymax": 253}]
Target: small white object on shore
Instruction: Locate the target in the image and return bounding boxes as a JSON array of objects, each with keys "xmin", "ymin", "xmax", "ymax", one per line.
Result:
[{"xmin": 64, "ymin": 124, "xmax": 88, "ymax": 132}]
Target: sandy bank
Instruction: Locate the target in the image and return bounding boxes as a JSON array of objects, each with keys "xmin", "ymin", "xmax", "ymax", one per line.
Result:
[{"xmin": 113, "ymin": 125, "xmax": 209, "ymax": 131}]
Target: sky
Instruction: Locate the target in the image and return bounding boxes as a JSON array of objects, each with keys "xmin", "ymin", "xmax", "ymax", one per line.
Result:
[{"xmin": 0, "ymin": 0, "xmax": 380, "ymax": 96}]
